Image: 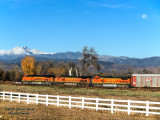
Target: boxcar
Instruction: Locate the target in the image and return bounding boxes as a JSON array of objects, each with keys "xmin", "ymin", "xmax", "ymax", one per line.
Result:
[{"xmin": 131, "ymin": 74, "xmax": 160, "ymax": 87}]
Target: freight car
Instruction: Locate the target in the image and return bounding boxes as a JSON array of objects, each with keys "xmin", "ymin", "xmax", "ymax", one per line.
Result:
[
  {"xmin": 22, "ymin": 75, "xmax": 131, "ymax": 88},
  {"xmin": 131, "ymin": 74, "xmax": 160, "ymax": 87}
]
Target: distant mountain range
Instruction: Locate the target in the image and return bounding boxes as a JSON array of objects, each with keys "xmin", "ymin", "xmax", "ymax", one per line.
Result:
[
  {"xmin": 0, "ymin": 46, "xmax": 160, "ymax": 67},
  {"xmin": 0, "ymin": 46, "xmax": 55, "ymax": 56}
]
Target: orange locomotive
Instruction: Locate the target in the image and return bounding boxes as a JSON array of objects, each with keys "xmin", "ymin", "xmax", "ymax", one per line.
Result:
[
  {"xmin": 55, "ymin": 76, "xmax": 91, "ymax": 87},
  {"xmin": 22, "ymin": 75, "xmax": 55, "ymax": 85},
  {"xmin": 92, "ymin": 76, "xmax": 130, "ymax": 88},
  {"xmin": 22, "ymin": 75, "xmax": 92, "ymax": 87},
  {"xmin": 22, "ymin": 75, "xmax": 131, "ymax": 88}
]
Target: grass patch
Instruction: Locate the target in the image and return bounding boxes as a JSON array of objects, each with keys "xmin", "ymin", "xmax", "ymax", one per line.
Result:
[
  {"xmin": 0, "ymin": 84, "xmax": 160, "ymax": 101},
  {"xmin": 1, "ymin": 84, "xmax": 160, "ymax": 119}
]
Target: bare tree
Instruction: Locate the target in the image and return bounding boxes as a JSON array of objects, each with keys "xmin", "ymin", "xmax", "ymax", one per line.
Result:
[{"xmin": 79, "ymin": 46, "xmax": 100, "ymax": 76}]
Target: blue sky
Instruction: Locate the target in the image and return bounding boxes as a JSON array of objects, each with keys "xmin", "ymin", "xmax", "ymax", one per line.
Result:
[{"xmin": 0, "ymin": 0, "xmax": 160, "ymax": 58}]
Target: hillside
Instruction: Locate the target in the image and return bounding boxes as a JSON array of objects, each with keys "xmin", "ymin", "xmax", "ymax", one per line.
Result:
[{"xmin": 1, "ymin": 46, "xmax": 160, "ymax": 67}]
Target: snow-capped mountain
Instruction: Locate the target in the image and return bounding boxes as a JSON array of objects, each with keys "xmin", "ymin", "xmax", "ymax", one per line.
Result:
[
  {"xmin": 0, "ymin": 46, "xmax": 55, "ymax": 56},
  {"xmin": 1, "ymin": 46, "xmax": 160, "ymax": 67}
]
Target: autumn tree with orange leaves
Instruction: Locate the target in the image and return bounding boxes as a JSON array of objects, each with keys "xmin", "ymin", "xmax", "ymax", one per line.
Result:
[{"xmin": 21, "ymin": 56, "xmax": 35, "ymax": 75}]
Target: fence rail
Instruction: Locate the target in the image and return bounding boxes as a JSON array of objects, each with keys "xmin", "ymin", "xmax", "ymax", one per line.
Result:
[{"xmin": 0, "ymin": 91, "xmax": 160, "ymax": 116}]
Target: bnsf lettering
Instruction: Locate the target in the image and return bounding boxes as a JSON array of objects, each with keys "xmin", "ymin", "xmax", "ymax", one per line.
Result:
[{"xmin": 35, "ymin": 78, "xmax": 42, "ymax": 81}]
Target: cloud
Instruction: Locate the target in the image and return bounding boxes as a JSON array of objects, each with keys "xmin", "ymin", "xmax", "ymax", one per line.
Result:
[
  {"xmin": 99, "ymin": 3, "xmax": 127, "ymax": 8},
  {"xmin": 142, "ymin": 14, "xmax": 147, "ymax": 19},
  {"xmin": 58, "ymin": 9, "xmax": 70, "ymax": 13},
  {"xmin": 0, "ymin": 0, "xmax": 37, "ymax": 9},
  {"xmin": 5, "ymin": 0, "xmax": 31, "ymax": 2},
  {"xmin": 86, "ymin": 1, "xmax": 131, "ymax": 9},
  {"xmin": 1, "ymin": 0, "xmax": 31, "ymax": 3}
]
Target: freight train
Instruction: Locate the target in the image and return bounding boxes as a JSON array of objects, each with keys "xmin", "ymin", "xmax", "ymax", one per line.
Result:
[
  {"xmin": 22, "ymin": 74, "xmax": 160, "ymax": 88},
  {"xmin": 22, "ymin": 75, "xmax": 131, "ymax": 88}
]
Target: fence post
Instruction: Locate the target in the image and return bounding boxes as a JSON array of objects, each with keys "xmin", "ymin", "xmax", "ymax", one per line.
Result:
[
  {"xmin": 146, "ymin": 101, "xmax": 149, "ymax": 116},
  {"xmin": 36, "ymin": 94, "xmax": 38, "ymax": 105},
  {"xmin": 57, "ymin": 95, "xmax": 59, "ymax": 107},
  {"xmin": 96, "ymin": 98, "xmax": 99, "ymax": 111},
  {"xmin": 18, "ymin": 93, "xmax": 20, "ymax": 103},
  {"xmin": 46, "ymin": 94, "xmax": 48, "ymax": 106},
  {"xmin": 82, "ymin": 97, "xmax": 84, "ymax": 110},
  {"xmin": 128, "ymin": 100, "xmax": 130, "ymax": 115},
  {"xmin": 10, "ymin": 92, "xmax": 12, "ymax": 102},
  {"xmin": 111, "ymin": 99, "xmax": 114, "ymax": 114},
  {"xmin": 3, "ymin": 92, "xmax": 5, "ymax": 101},
  {"xmin": 27, "ymin": 93, "xmax": 29, "ymax": 104},
  {"xmin": 69, "ymin": 96, "xmax": 71, "ymax": 109}
]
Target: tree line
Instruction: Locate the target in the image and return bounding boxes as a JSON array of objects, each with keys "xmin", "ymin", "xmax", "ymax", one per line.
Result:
[
  {"xmin": 0, "ymin": 67, "xmax": 23, "ymax": 82},
  {"xmin": 21, "ymin": 46, "xmax": 100, "ymax": 76},
  {"xmin": 0, "ymin": 46, "xmax": 100, "ymax": 81},
  {"xmin": 1, "ymin": 46, "xmax": 159, "ymax": 82}
]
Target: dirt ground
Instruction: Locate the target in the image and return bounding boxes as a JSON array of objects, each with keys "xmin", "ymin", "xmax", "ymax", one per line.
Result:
[{"xmin": 0, "ymin": 101, "xmax": 160, "ymax": 120}]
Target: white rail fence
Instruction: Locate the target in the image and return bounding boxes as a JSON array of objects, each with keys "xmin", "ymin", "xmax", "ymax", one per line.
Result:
[{"xmin": 0, "ymin": 91, "xmax": 160, "ymax": 116}]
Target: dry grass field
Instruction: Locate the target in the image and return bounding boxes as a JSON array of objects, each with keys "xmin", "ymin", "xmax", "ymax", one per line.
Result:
[
  {"xmin": 0, "ymin": 83, "xmax": 160, "ymax": 101},
  {"xmin": 0, "ymin": 101, "xmax": 160, "ymax": 120},
  {"xmin": 0, "ymin": 83, "xmax": 160, "ymax": 119}
]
